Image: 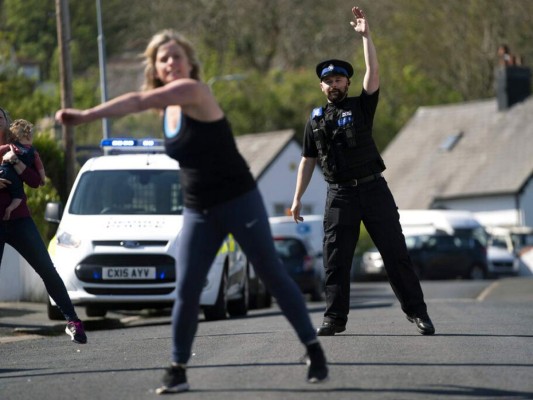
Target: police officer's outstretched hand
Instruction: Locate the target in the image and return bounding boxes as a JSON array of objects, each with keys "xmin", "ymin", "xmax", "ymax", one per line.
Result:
[{"xmin": 350, "ymin": 6, "xmax": 369, "ymax": 37}]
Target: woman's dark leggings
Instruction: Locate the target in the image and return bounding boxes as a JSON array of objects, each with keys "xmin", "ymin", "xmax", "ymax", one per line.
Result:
[
  {"xmin": 172, "ymin": 188, "xmax": 317, "ymax": 364},
  {"xmin": 0, "ymin": 217, "xmax": 78, "ymax": 321}
]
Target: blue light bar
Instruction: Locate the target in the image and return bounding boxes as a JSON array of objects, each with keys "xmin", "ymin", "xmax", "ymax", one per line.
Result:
[
  {"xmin": 100, "ymin": 137, "xmax": 165, "ymax": 155},
  {"xmin": 100, "ymin": 138, "xmax": 164, "ymax": 148}
]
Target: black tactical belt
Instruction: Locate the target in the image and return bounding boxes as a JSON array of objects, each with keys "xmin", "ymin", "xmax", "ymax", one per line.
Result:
[{"xmin": 328, "ymin": 173, "xmax": 382, "ymax": 188}]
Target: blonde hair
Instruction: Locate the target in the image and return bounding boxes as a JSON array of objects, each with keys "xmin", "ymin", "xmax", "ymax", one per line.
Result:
[
  {"xmin": 9, "ymin": 119, "xmax": 34, "ymax": 143},
  {"xmin": 142, "ymin": 29, "xmax": 201, "ymax": 91}
]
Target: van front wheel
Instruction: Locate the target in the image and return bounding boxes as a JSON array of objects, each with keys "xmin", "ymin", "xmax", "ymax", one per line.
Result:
[{"xmin": 203, "ymin": 270, "xmax": 228, "ymax": 321}]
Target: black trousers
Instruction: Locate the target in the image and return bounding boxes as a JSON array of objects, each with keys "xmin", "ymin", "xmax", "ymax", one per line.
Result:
[{"xmin": 322, "ymin": 177, "xmax": 428, "ymax": 325}]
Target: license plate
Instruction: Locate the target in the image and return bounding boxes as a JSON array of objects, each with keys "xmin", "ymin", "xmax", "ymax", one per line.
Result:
[{"xmin": 102, "ymin": 267, "xmax": 156, "ymax": 280}]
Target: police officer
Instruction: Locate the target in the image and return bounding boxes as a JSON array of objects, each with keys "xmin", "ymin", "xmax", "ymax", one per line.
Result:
[{"xmin": 290, "ymin": 6, "xmax": 434, "ymax": 336}]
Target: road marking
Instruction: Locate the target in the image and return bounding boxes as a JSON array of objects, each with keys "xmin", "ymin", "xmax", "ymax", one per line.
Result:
[
  {"xmin": 0, "ymin": 334, "xmax": 43, "ymax": 344},
  {"xmin": 476, "ymin": 281, "xmax": 500, "ymax": 301}
]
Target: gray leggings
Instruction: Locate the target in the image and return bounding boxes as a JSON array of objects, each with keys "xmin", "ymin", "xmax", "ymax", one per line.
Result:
[{"xmin": 172, "ymin": 188, "xmax": 317, "ymax": 364}]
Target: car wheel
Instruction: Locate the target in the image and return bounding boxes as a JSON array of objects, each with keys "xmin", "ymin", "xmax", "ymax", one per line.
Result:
[
  {"xmin": 86, "ymin": 305, "xmax": 107, "ymax": 318},
  {"xmin": 228, "ymin": 269, "xmax": 249, "ymax": 317},
  {"xmin": 469, "ymin": 264, "xmax": 486, "ymax": 280},
  {"xmin": 203, "ymin": 269, "xmax": 228, "ymax": 321},
  {"xmin": 250, "ymin": 283, "xmax": 272, "ymax": 309},
  {"xmin": 262, "ymin": 290, "xmax": 272, "ymax": 308},
  {"xmin": 47, "ymin": 298, "xmax": 64, "ymax": 321}
]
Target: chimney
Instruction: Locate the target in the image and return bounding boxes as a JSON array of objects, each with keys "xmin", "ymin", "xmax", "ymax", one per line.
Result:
[{"xmin": 495, "ymin": 45, "xmax": 532, "ymax": 111}]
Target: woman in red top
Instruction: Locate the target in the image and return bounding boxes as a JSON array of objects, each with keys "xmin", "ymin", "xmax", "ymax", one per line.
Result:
[{"xmin": 0, "ymin": 107, "xmax": 86, "ymax": 344}]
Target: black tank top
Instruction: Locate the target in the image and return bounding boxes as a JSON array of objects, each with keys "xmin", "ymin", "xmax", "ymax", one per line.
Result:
[{"xmin": 163, "ymin": 111, "xmax": 256, "ymax": 210}]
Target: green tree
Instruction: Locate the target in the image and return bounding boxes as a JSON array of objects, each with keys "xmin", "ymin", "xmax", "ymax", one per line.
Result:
[
  {"xmin": 2, "ymin": 0, "xmax": 533, "ymax": 159},
  {"xmin": 0, "ymin": 71, "xmax": 57, "ymax": 124},
  {"xmin": 26, "ymin": 131, "xmax": 63, "ymax": 242}
]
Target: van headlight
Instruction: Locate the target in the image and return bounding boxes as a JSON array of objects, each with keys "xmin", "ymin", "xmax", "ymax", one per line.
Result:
[{"xmin": 57, "ymin": 231, "xmax": 82, "ymax": 248}]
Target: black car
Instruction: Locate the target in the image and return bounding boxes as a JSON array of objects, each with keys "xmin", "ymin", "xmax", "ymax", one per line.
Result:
[
  {"xmin": 406, "ymin": 234, "xmax": 488, "ymax": 280},
  {"xmin": 359, "ymin": 233, "xmax": 488, "ymax": 280},
  {"xmin": 273, "ymin": 236, "xmax": 324, "ymax": 301}
]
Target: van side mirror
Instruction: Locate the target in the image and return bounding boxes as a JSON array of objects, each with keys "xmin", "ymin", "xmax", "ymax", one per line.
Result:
[{"xmin": 44, "ymin": 202, "xmax": 64, "ymax": 224}]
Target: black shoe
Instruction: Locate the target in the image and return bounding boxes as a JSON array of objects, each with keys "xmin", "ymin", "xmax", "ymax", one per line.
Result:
[
  {"xmin": 316, "ymin": 321, "xmax": 346, "ymax": 336},
  {"xmin": 156, "ymin": 364, "xmax": 190, "ymax": 394},
  {"xmin": 304, "ymin": 342, "xmax": 329, "ymax": 383},
  {"xmin": 406, "ymin": 314, "xmax": 435, "ymax": 335}
]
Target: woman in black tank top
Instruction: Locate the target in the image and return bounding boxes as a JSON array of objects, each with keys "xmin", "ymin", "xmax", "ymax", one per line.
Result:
[{"xmin": 55, "ymin": 29, "xmax": 328, "ymax": 393}]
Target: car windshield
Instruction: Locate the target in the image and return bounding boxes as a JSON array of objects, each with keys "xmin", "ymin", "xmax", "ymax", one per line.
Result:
[
  {"xmin": 68, "ymin": 170, "xmax": 183, "ymax": 215},
  {"xmin": 511, "ymin": 233, "xmax": 533, "ymax": 252},
  {"xmin": 454, "ymin": 227, "xmax": 488, "ymax": 247}
]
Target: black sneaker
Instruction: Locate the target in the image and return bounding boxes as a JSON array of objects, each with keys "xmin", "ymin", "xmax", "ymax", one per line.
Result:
[
  {"xmin": 406, "ymin": 314, "xmax": 435, "ymax": 335},
  {"xmin": 304, "ymin": 342, "xmax": 329, "ymax": 383},
  {"xmin": 65, "ymin": 320, "xmax": 87, "ymax": 344},
  {"xmin": 156, "ymin": 365, "xmax": 190, "ymax": 394}
]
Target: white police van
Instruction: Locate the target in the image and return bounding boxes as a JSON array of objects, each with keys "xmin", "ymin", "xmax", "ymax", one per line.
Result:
[{"xmin": 45, "ymin": 138, "xmax": 269, "ymax": 321}]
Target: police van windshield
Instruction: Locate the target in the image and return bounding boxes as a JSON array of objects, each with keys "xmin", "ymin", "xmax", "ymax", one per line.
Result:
[{"xmin": 69, "ymin": 170, "xmax": 183, "ymax": 215}]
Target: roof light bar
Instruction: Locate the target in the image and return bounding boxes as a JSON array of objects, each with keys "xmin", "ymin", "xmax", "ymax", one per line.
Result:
[{"xmin": 100, "ymin": 138, "xmax": 165, "ymax": 154}]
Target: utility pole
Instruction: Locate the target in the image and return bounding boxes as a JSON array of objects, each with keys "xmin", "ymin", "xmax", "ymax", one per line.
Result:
[
  {"xmin": 96, "ymin": 0, "xmax": 110, "ymax": 139},
  {"xmin": 55, "ymin": 0, "xmax": 76, "ymax": 197}
]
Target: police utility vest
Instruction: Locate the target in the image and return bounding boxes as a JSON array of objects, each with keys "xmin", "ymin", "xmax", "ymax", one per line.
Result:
[{"xmin": 311, "ymin": 97, "xmax": 385, "ymax": 182}]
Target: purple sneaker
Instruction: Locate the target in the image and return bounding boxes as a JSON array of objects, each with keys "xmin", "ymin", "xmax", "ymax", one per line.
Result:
[{"xmin": 65, "ymin": 320, "xmax": 87, "ymax": 344}]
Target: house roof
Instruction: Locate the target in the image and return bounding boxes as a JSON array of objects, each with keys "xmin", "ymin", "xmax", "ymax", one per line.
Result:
[
  {"xmin": 235, "ymin": 129, "xmax": 296, "ymax": 179},
  {"xmin": 382, "ymin": 96, "xmax": 533, "ymax": 209}
]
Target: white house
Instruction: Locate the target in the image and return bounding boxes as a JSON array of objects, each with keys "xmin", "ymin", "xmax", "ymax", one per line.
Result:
[
  {"xmin": 236, "ymin": 129, "xmax": 326, "ymax": 217},
  {"xmin": 0, "ymin": 246, "xmax": 47, "ymax": 302},
  {"xmin": 382, "ymin": 66, "xmax": 533, "ymax": 229}
]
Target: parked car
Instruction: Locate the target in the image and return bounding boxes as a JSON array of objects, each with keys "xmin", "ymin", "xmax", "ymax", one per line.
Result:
[
  {"xmin": 406, "ymin": 234, "xmax": 488, "ymax": 280},
  {"xmin": 486, "ymin": 244, "xmax": 519, "ymax": 277},
  {"xmin": 272, "ymin": 236, "xmax": 323, "ymax": 301},
  {"xmin": 45, "ymin": 138, "xmax": 270, "ymax": 321},
  {"xmin": 269, "ymin": 216, "xmax": 324, "ymax": 301},
  {"xmin": 486, "ymin": 226, "xmax": 533, "ymax": 256},
  {"xmin": 359, "ymin": 246, "xmax": 386, "ymax": 279},
  {"xmin": 359, "ymin": 233, "xmax": 489, "ymax": 280}
]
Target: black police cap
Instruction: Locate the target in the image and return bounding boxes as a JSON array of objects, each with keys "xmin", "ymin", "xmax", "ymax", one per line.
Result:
[{"xmin": 316, "ymin": 59, "xmax": 354, "ymax": 80}]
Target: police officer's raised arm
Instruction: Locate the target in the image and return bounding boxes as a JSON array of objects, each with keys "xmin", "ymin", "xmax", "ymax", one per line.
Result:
[{"xmin": 350, "ymin": 7, "xmax": 379, "ymax": 95}]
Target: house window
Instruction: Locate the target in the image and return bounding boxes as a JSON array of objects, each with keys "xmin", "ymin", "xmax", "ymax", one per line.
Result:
[
  {"xmin": 273, "ymin": 203, "xmax": 314, "ymax": 216},
  {"xmin": 439, "ymin": 131, "xmax": 463, "ymax": 151},
  {"xmin": 273, "ymin": 203, "xmax": 288, "ymax": 216}
]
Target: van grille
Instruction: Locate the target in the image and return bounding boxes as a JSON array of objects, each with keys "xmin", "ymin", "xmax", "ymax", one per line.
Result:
[
  {"xmin": 84, "ymin": 287, "xmax": 175, "ymax": 295},
  {"xmin": 75, "ymin": 254, "xmax": 175, "ymax": 283},
  {"xmin": 491, "ymin": 260, "xmax": 514, "ymax": 269}
]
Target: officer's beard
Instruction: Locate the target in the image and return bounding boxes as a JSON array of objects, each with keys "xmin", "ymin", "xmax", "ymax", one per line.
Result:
[{"xmin": 327, "ymin": 86, "xmax": 349, "ymax": 103}]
